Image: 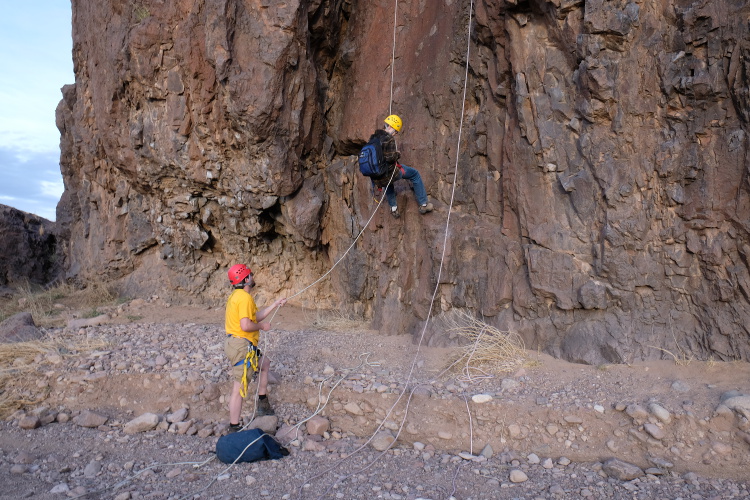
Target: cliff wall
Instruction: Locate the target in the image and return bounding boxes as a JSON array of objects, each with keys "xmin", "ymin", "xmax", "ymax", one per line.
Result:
[
  {"xmin": 56, "ymin": 0, "xmax": 750, "ymax": 364},
  {"xmin": 0, "ymin": 205, "xmax": 62, "ymax": 287}
]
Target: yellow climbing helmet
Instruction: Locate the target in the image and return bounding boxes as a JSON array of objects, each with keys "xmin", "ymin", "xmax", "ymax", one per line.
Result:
[{"xmin": 384, "ymin": 114, "xmax": 403, "ymax": 132}]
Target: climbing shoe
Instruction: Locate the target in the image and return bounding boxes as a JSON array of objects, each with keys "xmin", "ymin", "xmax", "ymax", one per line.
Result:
[
  {"xmin": 256, "ymin": 397, "xmax": 275, "ymax": 417},
  {"xmin": 390, "ymin": 206, "xmax": 400, "ymax": 218},
  {"xmin": 418, "ymin": 203, "xmax": 434, "ymax": 214}
]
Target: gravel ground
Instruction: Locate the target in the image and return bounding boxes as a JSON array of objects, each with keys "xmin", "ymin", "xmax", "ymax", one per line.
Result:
[{"xmin": 1, "ymin": 300, "xmax": 750, "ymax": 499}]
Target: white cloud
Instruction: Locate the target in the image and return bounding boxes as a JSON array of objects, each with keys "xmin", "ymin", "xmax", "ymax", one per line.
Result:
[
  {"xmin": 40, "ymin": 179, "xmax": 65, "ymax": 199},
  {"xmin": 0, "ymin": 2, "xmax": 72, "ymax": 222}
]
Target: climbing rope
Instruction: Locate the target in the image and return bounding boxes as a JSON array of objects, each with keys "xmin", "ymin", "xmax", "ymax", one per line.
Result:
[
  {"xmin": 297, "ymin": 0, "xmax": 476, "ymax": 496},
  {"xmin": 389, "ymin": 0, "xmax": 398, "ymax": 114}
]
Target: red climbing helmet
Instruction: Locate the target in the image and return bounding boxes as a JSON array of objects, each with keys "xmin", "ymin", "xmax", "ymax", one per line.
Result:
[{"xmin": 228, "ymin": 264, "xmax": 252, "ymax": 285}]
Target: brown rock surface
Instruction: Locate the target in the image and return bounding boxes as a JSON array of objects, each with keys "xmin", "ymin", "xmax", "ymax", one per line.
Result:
[
  {"xmin": 0, "ymin": 205, "xmax": 62, "ymax": 286},
  {"xmin": 55, "ymin": 1, "xmax": 750, "ymax": 363}
]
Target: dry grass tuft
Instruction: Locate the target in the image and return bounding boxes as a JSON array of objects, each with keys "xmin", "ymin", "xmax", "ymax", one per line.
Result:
[
  {"xmin": 647, "ymin": 316, "xmax": 695, "ymax": 366},
  {"xmin": 442, "ymin": 310, "xmax": 526, "ymax": 382},
  {"xmin": 0, "ymin": 281, "xmax": 118, "ymax": 327},
  {"xmin": 0, "ymin": 334, "xmax": 109, "ymax": 418},
  {"xmin": 309, "ymin": 308, "xmax": 369, "ymax": 333}
]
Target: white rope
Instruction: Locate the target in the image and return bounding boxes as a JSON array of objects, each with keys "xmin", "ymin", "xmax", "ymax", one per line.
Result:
[
  {"xmin": 286, "ymin": 165, "xmax": 399, "ymax": 302},
  {"xmin": 389, "ymin": 0, "xmax": 398, "ymax": 114},
  {"xmin": 299, "ymin": 0, "xmax": 476, "ymax": 495}
]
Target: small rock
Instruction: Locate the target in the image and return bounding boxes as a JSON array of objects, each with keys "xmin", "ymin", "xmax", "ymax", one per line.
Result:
[
  {"xmin": 166, "ymin": 408, "xmax": 189, "ymax": 423},
  {"xmin": 74, "ymin": 410, "xmax": 108, "ymax": 428},
  {"xmin": 507, "ymin": 424, "xmax": 522, "ymax": 439},
  {"xmin": 370, "ymin": 431, "xmax": 395, "ymax": 451},
  {"xmin": 123, "ymin": 413, "xmax": 160, "ymax": 434},
  {"xmin": 306, "ymin": 416, "xmax": 330, "ymax": 436},
  {"xmin": 648, "ymin": 456, "xmax": 674, "ymax": 469},
  {"xmin": 10, "ymin": 464, "xmax": 28, "ymax": 474},
  {"xmin": 644, "ymin": 423, "xmax": 665, "ymax": 440},
  {"xmin": 509, "ymin": 470, "xmax": 528, "ymax": 483},
  {"xmin": 602, "ymin": 458, "xmax": 644, "ymax": 480},
  {"xmin": 722, "ymin": 396, "xmax": 750, "ymax": 419},
  {"xmin": 83, "ymin": 461, "xmax": 101, "ymax": 478},
  {"xmin": 648, "ymin": 403, "xmax": 672, "ymax": 424},
  {"xmin": 49, "ymin": 483, "xmax": 70, "ymax": 494},
  {"xmin": 549, "ymin": 484, "xmax": 565, "ymax": 495},
  {"xmin": 18, "ymin": 416, "xmax": 40, "ymax": 430},
  {"xmin": 480, "ymin": 444, "xmax": 493, "ymax": 459},
  {"xmin": 438, "ymin": 430, "xmax": 453, "ymax": 440},
  {"xmin": 626, "ymin": 404, "xmax": 648, "ymax": 421},
  {"xmin": 471, "ymin": 394, "xmax": 493, "ymax": 404},
  {"xmin": 711, "ymin": 441, "xmax": 732, "ymax": 455},
  {"xmin": 563, "ymin": 415, "xmax": 583, "ymax": 424},
  {"xmin": 343, "ymin": 402, "xmax": 363, "ymax": 416},
  {"xmin": 527, "ymin": 453, "xmax": 540, "ymax": 464},
  {"xmin": 246, "ymin": 415, "xmax": 278, "ymax": 434}
]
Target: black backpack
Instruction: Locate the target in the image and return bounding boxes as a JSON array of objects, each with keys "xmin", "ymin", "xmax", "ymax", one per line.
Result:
[
  {"xmin": 358, "ymin": 135, "xmax": 389, "ymax": 178},
  {"xmin": 215, "ymin": 429, "xmax": 289, "ymax": 464}
]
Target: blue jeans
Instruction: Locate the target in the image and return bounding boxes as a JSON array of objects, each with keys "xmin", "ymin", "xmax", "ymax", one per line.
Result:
[{"xmin": 384, "ymin": 164, "xmax": 428, "ymax": 208}]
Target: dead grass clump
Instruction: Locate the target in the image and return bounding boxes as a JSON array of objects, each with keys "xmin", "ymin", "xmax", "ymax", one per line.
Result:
[
  {"xmin": 0, "ymin": 334, "xmax": 109, "ymax": 418},
  {"xmin": 309, "ymin": 308, "xmax": 369, "ymax": 333},
  {"xmin": 443, "ymin": 310, "xmax": 526, "ymax": 382},
  {"xmin": 0, "ymin": 281, "xmax": 118, "ymax": 327}
]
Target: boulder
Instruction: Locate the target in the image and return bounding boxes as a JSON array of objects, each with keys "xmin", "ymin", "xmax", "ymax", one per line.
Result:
[{"xmin": 0, "ymin": 312, "xmax": 44, "ymax": 343}]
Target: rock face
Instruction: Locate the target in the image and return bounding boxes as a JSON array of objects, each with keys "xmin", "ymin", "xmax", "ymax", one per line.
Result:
[
  {"xmin": 56, "ymin": 0, "xmax": 750, "ymax": 363},
  {"xmin": 0, "ymin": 204, "xmax": 62, "ymax": 286}
]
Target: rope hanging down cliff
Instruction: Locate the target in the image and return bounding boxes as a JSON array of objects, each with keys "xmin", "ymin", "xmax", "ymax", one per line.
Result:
[
  {"xmin": 234, "ymin": 0, "xmax": 405, "ymax": 428},
  {"xmin": 297, "ymin": 1, "xmax": 476, "ymax": 497}
]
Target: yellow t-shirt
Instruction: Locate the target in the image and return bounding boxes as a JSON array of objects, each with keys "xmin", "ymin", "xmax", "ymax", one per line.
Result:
[{"xmin": 225, "ymin": 289, "xmax": 259, "ymax": 345}]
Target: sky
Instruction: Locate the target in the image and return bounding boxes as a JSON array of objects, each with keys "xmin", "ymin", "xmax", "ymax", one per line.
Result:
[{"xmin": 0, "ymin": 2, "xmax": 74, "ymax": 221}]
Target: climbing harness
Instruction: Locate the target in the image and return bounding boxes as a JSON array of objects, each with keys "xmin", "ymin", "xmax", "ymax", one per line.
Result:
[{"xmin": 232, "ymin": 339, "xmax": 260, "ymax": 398}]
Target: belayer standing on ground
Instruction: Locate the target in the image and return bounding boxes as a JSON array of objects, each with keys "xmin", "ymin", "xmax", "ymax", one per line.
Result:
[
  {"xmin": 224, "ymin": 264, "xmax": 286, "ymax": 431},
  {"xmin": 361, "ymin": 114, "xmax": 433, "ymax": 218}
]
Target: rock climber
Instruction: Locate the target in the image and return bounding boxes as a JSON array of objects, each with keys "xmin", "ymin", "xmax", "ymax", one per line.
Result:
[
  {"xmin": 224, "ymin": 264, "xmax": 286, "ymax": 431},
  {"xmin": 369, "ymin": 114, "xmax": 433, "ymax": 218}
]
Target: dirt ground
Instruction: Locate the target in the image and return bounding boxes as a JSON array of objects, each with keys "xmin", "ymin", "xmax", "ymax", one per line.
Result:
[{"xmin": 1, "ymin": 298, "xmax": 750, "ymax": 499}]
